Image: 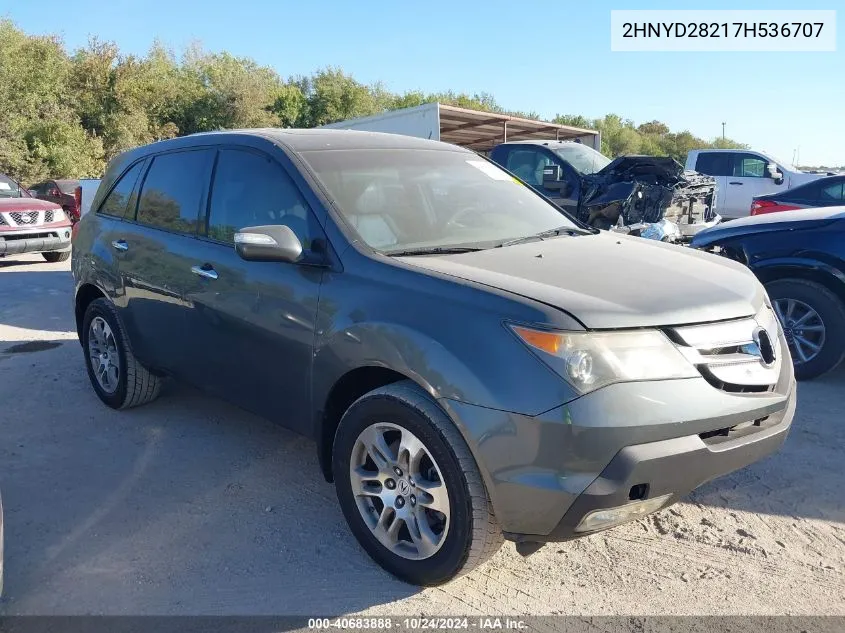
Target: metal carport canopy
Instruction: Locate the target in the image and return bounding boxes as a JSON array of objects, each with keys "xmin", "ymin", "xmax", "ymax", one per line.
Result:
[{"xmin": 436, "ymin": 104, "xmax": 599, "ymax": 152}]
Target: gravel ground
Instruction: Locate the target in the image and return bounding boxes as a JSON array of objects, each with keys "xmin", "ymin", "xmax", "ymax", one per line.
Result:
[{"xmin": 0, "ymin": 253, "xmax": 843, "ymax": 616}]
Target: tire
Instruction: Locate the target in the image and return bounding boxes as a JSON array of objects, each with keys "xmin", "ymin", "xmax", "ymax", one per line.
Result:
[
  {"xmin": 333, "ymin": 380, "xmax": 502, "ymax": 586},
  {"xmin": 43, "ymin": 251, "xmax": 70, "ymax": 263},
  {"xmin": 765, "ymin": 278, "xmax": 845, "ymax": 380},
  {"xmin": 82, "ymin": 298, "xmax": 162, "ymax": 409}
]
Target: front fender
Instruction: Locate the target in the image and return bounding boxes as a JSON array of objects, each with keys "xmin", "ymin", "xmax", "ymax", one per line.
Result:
[{"xmin": 312, "ymin": 321, "xmax": 496, "ymax": 413}]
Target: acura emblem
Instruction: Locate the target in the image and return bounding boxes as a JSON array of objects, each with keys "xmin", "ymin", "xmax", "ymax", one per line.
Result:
[{"xmin": 752, "ymin": 326, "xmax": 777, "ymax": 368}]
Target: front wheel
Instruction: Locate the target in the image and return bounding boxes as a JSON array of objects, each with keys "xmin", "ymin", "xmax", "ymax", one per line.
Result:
[
  {"xmin": 333, "ymin": 381, "xmax": 502, "ymax": 586},
  {"xmin": 766, "ymin": 278, "xmax": 845, "ymax": 380}
]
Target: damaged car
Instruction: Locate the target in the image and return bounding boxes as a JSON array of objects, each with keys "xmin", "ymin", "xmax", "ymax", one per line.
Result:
[{"xmin": 490, "ymin": 140, "xmax": 720, "ymax": 242}]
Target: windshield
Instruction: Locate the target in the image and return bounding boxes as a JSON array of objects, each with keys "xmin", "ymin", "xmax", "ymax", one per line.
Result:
[
  {"xmin": 301, "ymin": 149, "xmax": 577, "ymax": 252},
  {"xmin": 56, "ymin": 180, "xmax": 80, "ymax": 194},
  {"xmin": 0, "ymin": 174, "xmax": 25, "ymax": 198},
  {"xmin": 551, "ymin": 143, "xmax": 612, "ymax": 175}
]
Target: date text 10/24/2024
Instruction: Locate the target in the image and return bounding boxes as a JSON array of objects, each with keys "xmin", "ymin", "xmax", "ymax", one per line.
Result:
[
  {"xmin": 308, "ymin": 618, "xmax": 527, "ymax": 630},
  {"xmin": 610, "ymin": 10, "xmax": 836, "ymax": 52}
]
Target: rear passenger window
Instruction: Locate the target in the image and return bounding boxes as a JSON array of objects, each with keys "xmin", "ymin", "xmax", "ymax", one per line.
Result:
[
  {"xmin": 820, "ymin": 181, "xmax": 844, "ymax": 202},
  {"xmin": 694, "ymin": 153, "xmax": 731, "ymax": 177},
  {"xmin": 99, "ymin": 161, "xmax": 144, "ymax": 218},
  {"xmin": 205, "ymin": 149, "xmax": 322, "ymax": 249},
  {"xmin": 136, "ymin": 150, "xmax": 212, "ymax": 233}
]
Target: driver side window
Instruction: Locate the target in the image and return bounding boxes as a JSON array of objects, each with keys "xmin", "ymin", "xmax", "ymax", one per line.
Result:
[
  {"xmin": 205, "ymin": 149, "xmax": 323, "ymax": 250},
  {"xmin": 732, "ymin": 153, "xmax": 767, "ymax": 178},
  {"xmin": 505, "ymin": 149, "xmax": 554, "ymax": 187}
]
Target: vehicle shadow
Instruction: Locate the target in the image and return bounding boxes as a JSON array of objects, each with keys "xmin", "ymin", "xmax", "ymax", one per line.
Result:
[
  {"xmin": 0, "ymin": 340, "xmax": 419, "ymax": 615},
  {"xmin": 690, "ymin": 364, "xmax": 845, "ymax": 524}
]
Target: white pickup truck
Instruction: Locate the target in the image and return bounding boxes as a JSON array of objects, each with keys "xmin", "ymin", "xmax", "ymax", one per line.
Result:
[{"xmin": 685, "ymin": 149, "xmax": 825, "ymax": 219}]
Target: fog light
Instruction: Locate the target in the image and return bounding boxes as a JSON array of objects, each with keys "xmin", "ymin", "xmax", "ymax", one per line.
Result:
[{"xmin": 574, "ymin": 493, "xmax": 672, "ymax": 533}]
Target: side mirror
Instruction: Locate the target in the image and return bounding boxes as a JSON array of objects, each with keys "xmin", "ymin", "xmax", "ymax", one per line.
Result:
[
  {"xmin": 767, "ymin": 163, "xmax": 784, "ymax": 184},
  {"xmin": 234, "ymin": 224, "xmax": 303, "ymax": 263}
]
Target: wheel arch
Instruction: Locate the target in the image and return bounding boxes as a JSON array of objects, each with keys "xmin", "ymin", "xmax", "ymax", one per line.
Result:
[
  {"xmin": 74, "ymin": 283, "xmax": 107, "ymax": 343},
  {"xmin": 315, "ymin": 365, "xmax": 417, "ymax": 482},
  {"xmin": 754, "ymin": 261, "xmax": 845, "ymax": 307}
]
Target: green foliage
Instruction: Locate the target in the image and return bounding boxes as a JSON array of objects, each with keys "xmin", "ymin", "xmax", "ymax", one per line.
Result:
[{"xmin": 0, "ymin": 19, "xmax": 750, "ymax": 184}]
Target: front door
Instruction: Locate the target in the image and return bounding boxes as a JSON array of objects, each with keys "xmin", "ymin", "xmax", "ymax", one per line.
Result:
[
  {"xmin": 724, "ymin": 152, "xmax": 786, "ymax": 218},
  {"xmin": 181, "ymin": 148, "xmax": 326, "ymax": 433}
]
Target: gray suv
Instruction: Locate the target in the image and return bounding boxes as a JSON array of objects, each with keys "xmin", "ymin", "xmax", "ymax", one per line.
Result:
[{"xmin": 72, "ymin": 129, "xmax": 796, "ymax": 586}]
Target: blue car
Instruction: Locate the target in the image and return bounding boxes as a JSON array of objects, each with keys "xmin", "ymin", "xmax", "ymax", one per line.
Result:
[{"xmin": 693, "ymin": 206, "xmax": 845, "ymax": 380}]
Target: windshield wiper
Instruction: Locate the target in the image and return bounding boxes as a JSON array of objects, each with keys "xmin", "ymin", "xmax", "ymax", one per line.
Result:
[
  {"xmin": 498, "ymin": 226, "xmax": 593, "ymax": 248},
  {"xmin": 385, "ymin": 246, "xmax": 486, "ymax": 257}
]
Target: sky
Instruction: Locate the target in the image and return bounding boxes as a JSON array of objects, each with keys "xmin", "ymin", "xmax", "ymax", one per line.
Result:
[{"xmin": 1, "ymin": 0, "xmax": 842, "ymax": 166}]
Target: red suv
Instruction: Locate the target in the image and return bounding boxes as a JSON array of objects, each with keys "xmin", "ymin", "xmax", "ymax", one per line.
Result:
[
  {"xmin": 29, "ymin": 178, "xmax": 82, "ymax": 222},
  {"xmin": 0, "ymin": 173, "xmax": 72, "ymax": 262}
]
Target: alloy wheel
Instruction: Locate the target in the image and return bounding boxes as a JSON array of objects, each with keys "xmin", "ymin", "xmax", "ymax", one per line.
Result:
[
  {"xmin": 88, "ymin": 316, "xmax": 120, "ymax": 393},
  {"xmin": 773, "ymin": 298, "xmax": 826, "ymax": 364},
  {"xmin": 349, "ymin": 422, "xmax": 450, "ymax": 560}
]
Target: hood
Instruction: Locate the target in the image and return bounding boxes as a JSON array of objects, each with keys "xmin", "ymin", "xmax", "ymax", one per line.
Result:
[
  {"xmin": 594, "ymin": 155, "xmax": 684, "ymax": 184},
  {"xmin": 0, "ymin": 197, "xmax": 62, "ymax": 211},
  {"xmin": 398, "ymin": 232, "xmax": 763, "ymax": 329},
  {"xmin": 692, "ymin": 206, "xmax": 845, "ymax": 248}
]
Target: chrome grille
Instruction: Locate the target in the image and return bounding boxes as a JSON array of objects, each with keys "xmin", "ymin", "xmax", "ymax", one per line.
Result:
[
  {"xmin": 668, "ymin": 306, "xmax": 782, "ymax": 392},
  {"xmin": 1, "ymin": 210, "xmax": 46, "ymax": 227}
]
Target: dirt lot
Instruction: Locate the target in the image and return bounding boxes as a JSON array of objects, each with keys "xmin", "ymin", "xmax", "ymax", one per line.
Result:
[{"xmin": 0, "ymin": 253, "xmax": 843, "ymax": 616}]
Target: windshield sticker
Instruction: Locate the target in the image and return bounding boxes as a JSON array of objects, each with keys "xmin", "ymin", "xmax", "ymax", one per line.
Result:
[
  {"xmin": 0, "ymin": 182, "xmax": 11, "ymax": 190},
  {"xmin": 466, "ymin": 160, "xmax": 512, "ymax": 181}
]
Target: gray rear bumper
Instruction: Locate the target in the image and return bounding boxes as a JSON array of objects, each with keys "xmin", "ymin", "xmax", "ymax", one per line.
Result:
[{"xmin": 0, "ymin": 226, "xmax": 72, "ymax": 255}]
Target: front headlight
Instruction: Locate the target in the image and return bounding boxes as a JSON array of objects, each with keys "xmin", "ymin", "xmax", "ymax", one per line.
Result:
[
  {"xmin": 52, "ymin": 208, "xmax": 66, "ymax": 222},
  {"xmin": 510, "ymin": 325, "xmax": 698, "ymax": 394}
]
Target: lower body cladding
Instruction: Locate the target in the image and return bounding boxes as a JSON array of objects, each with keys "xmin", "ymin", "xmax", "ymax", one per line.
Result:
[
  {"xmin": 0, "ymin": 226, "xmax": 72, "ymax": 255},
  {"xmin": 440, "ymin": 363, "xmax": 795, "ymax": 554}
]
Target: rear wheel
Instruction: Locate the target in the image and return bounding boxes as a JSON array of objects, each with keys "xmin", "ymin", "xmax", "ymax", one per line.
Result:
[
  {"xmin": 82, "ymin": 298, "xmax": 162, "ymax": 409},
  {"xmin": 333, "ymin": 381, "xmax": 502, "ymax": 586},
  {"xmin": 766, "ymin": 278, "xmax": 845, "ymax": 380},
  {"xmin": 43, "ymin": 251, "xmax": 70, "ymax": 263}
]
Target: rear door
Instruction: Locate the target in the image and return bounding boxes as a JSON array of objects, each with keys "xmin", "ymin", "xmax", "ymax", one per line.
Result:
[
  {"xmin": 115, "ymin": 148, "xmax": 214, "ymax": 378},
  {"xmin": 181, "ymin": 147, "xmax": 327, "ymax": 433},
  {"xmin": 693, "ymin": 152, "xmax": 730, "ymax": 216}
]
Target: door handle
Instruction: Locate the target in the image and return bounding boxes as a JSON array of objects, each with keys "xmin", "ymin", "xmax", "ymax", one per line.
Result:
[
  {"xmin": 191, "ymin": 264, "xmax": 218, "ymax": 280},
  {"xmin": 111, "ymin": 240, "xmax": 128, "ymax": 251},
  {"xmin": 728, "ymin": 181, "xmax": 743, "ymax": 185}
]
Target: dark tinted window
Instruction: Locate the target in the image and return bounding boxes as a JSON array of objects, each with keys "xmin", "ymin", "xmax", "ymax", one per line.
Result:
[
  {"xmin": 56, "ymin": 180, "xmax": 79, "ymax": 194},
  {"xmin": 694, "ymin": 153, "xmax": 731, "ymax": 176},
  {"xmin": 206, "ymin": 149, "xmax": 321, "ymax": 249},
  {"xmin": 137, "ymin": 150, "xmax": 211, "ymax": 233},
  {"xmin": 820, "ymin": 180, "xmax": 844, "ymax": 202},
  {"xmin": 29, "ymin": 182, "xmax": 47, "ymax": 195},
  {"xmin": 99, "ymin": 162, "xmax": 144, "ymax": 218}
]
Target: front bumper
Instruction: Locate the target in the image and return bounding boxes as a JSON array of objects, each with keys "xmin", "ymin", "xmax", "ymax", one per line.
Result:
[
  {"xmin": 440, "ymin": 353, "xmax": 795, "ymax": 541},
  {"xmin": 0, "ymin": 225, "xmax": 72, "ymax": 255}
]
